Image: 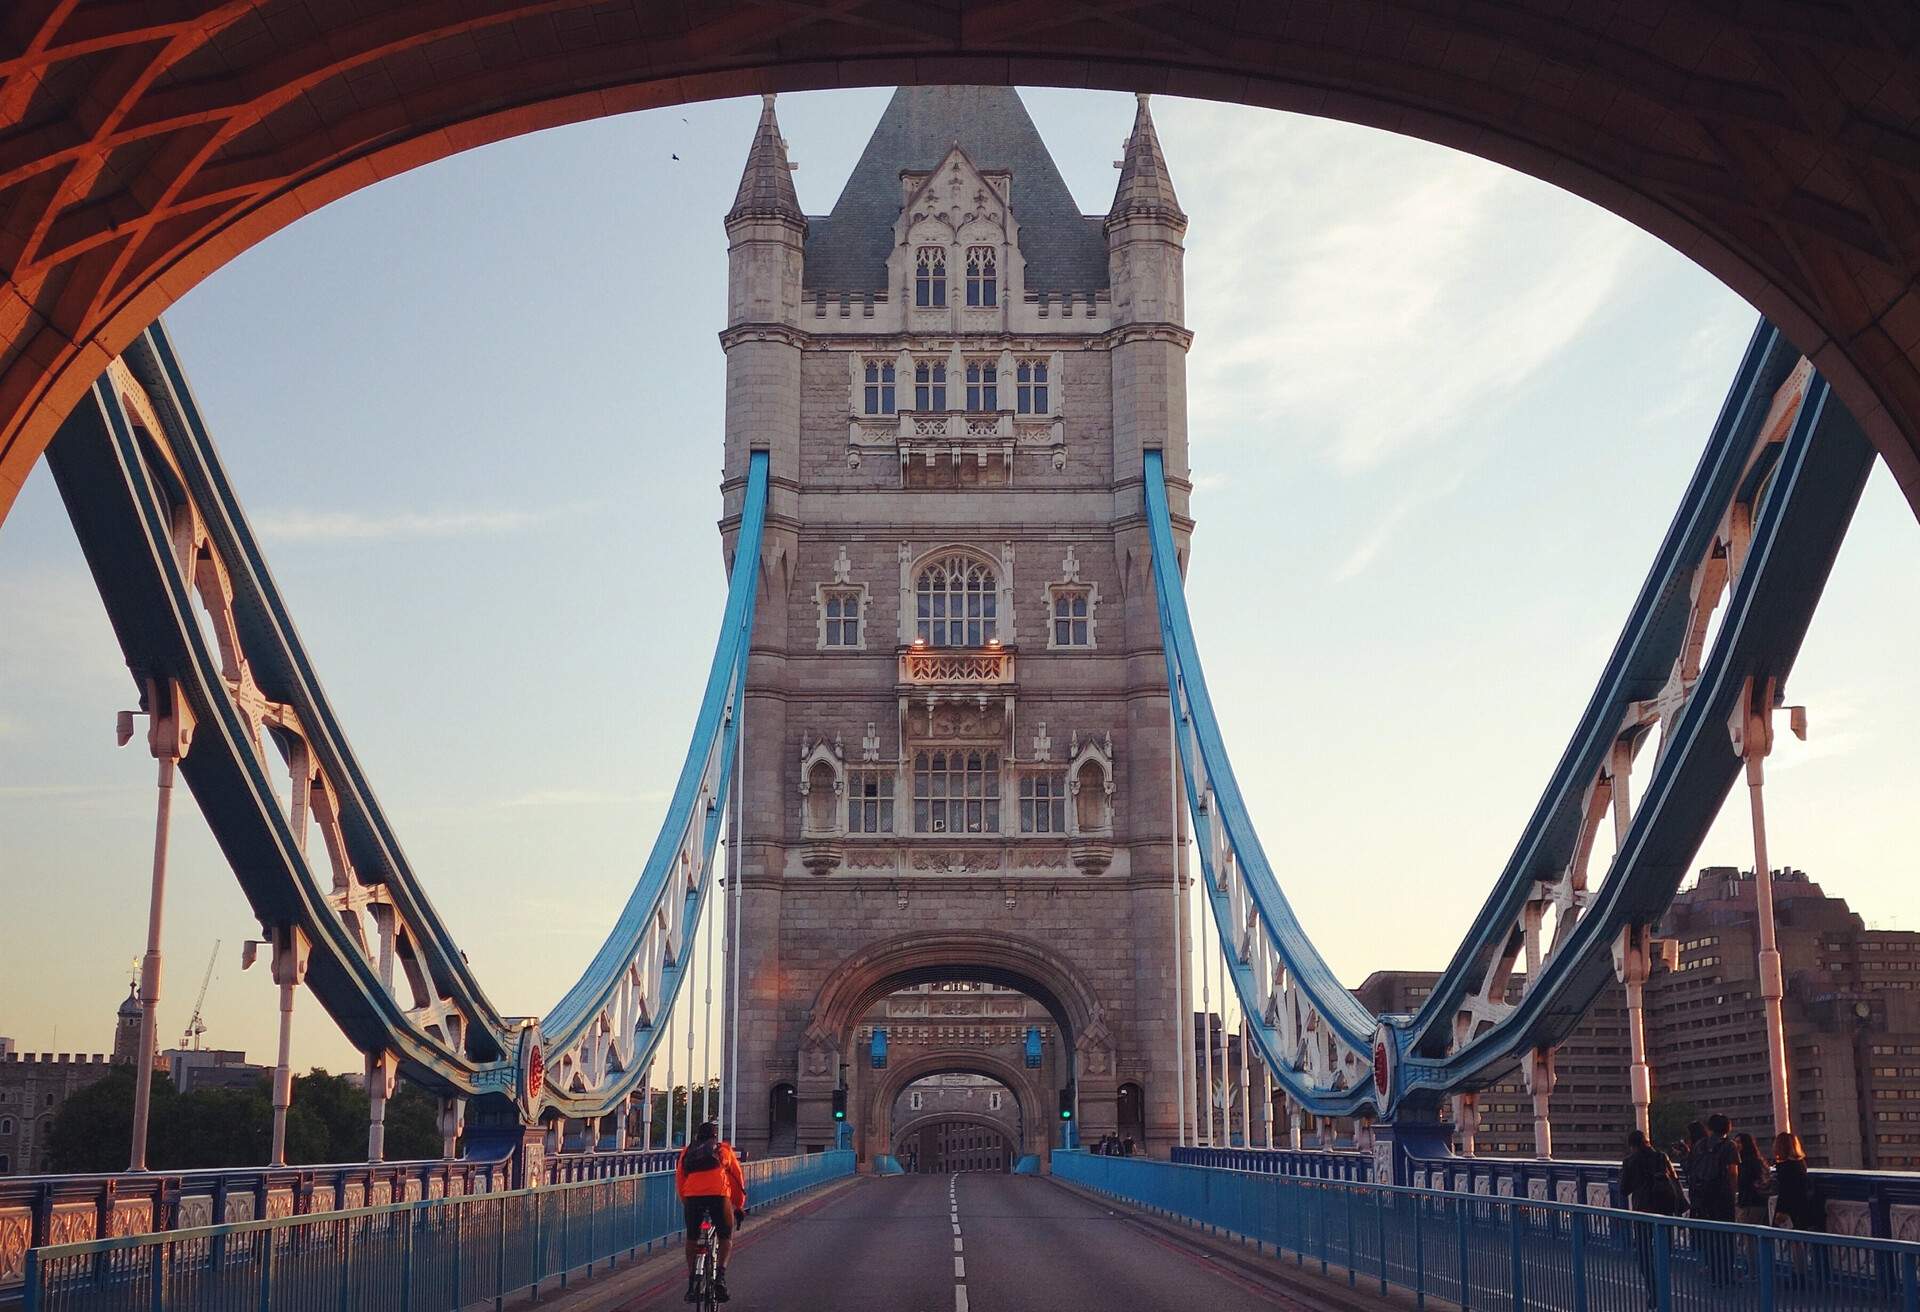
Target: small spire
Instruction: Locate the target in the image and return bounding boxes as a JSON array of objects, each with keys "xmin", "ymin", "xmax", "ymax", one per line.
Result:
[
  {"xmin": 728, "ymin": 93, "xmax": 802, "ymax": 224},
  {"xmin": 1108, "ymin": 92, "xmax": 1184, "ymax": 224}
]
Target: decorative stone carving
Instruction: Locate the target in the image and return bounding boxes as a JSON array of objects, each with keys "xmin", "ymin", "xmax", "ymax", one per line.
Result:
[
  {"xmin": 109, "ymin": 1199, "xmax": 154, "ymax": 1237},
  {"xmin": 1013, "ymin": 848, "xmax": 1068, "ymax": 869},
  {"xmin": 48, "ymin": 1205, "xmax": 96, "ymax": 1245},
  {"xmin": 910, "ymin": 849, "xmax": 1001, "ymax": 873},
  {"xmin": 0, "ymin": 1211, "xmax": 28, "ymax": 1285}
]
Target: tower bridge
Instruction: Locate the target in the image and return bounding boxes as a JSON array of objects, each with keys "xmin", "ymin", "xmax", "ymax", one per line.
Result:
[{"xmin": 4, "ymin": 70, "xmax": 1920, "ymax": 1312}]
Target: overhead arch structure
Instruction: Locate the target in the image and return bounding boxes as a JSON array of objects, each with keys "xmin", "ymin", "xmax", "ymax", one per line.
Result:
[
  {"xmin": 1146, "ymin": 318, "xmax": 1877, "ymax": 1121},
  {"xmin": 43, "ymin": 317, "xmax": 773, "ymax": 1132},
  {"xmin": 4, "ymin": 3, "xmax": 1920, "ymax": 524}
]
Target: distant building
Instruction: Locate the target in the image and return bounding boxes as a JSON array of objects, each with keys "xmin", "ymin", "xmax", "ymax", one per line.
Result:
[
  {"xmin": 1351, "ymin": 969, "xmax": 1636, "ymax": 1162},
  {"xmin": 0, "ymin": 988, "xmax": 145, "ymax": 1175},
  {"xmin": 1650, "ymin": 866, "xmax": 1920, "ymax": 1171},
  {"xmin": 1351, "ymin": 867, "xmax": 1920, "ymax": 1170},
  {"xmin": 164, "ymin": 1048, "xmax": 268, "ymax": 1095}
]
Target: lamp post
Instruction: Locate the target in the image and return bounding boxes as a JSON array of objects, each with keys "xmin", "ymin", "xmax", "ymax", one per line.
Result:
[
  {"xmin": 1729, "ymin": 675, "xmax": 1805, "ymax": 1136},
  {"xmin": 120, "ymin": 679, "xmax": 194, "ymax": 1172}
]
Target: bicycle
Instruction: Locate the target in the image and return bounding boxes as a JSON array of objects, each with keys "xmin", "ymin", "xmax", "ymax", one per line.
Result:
[{"xmin": 688, "ymin": 1207, "xmax": 743, "ymax": 1308}]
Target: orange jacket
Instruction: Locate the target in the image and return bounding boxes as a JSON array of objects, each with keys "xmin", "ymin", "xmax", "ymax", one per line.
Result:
[{"xmin": 675, "ymin": 1140, "xmax": 747, "ymax": 1209}]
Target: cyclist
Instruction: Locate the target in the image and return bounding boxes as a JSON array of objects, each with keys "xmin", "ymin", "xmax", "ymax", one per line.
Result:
[{"xmin": 676, "ymin": 1120, "xmax": 747, "ymax": 1303}]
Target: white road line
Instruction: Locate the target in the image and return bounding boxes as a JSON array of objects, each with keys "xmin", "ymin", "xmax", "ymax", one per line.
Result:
[
  {"xmin": 954, "ymin": 1256, "xmax": 966, "ymax": 1278},
  {"xmin": 952, "ymin": 1223, "xmax": 961, "ymax": 1235},
  {"xmin": 953, "ymin": 1237, "xmax": 964, "ymax": 1252},
  {"xmin": 951, "ymin": 1172, "xmax": 967, "ymax": 1312},
  {"xmin": 955, "ymin": 1287, "xmax": 969, "ymax": 1312}
]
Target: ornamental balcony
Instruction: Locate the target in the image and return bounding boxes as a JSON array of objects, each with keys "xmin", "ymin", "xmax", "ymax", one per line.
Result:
[
  {"xmin": 846, "ymin": 411, "xmax": 1066, "ymax": 484},
  {"xmin": 898, "ymin": 643, "xmax": 1016, "ymax": 687}
]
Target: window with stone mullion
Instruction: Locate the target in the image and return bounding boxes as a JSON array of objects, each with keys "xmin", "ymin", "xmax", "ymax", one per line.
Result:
[
  {"xmin": 847, "ymin": 768, "xmax": 894, "ymax": 833},
  {"xmin": 1016, "ymin": 359, "xmax": 1049, "ymax": 414},
  {"xmin": 1020, "ymin": 770, "xmax": 1067, "ymax": 833},
  {"xmin": 1051, "ymin": 589, "xmax": 1089, "ymax": 647},
  {"xmin": 966, "ymin": 247, "xmax": 998, "ymax": 307},
  {"xmin": 914, "ymin": 360, "xmax": 947, "ymax": 411},
  {"xmin": 915, "ymin": 557, "xmax": 997, "ymax": 646},
  {"xmin": 915, "ymin": 247, "xmax": 947, "ymax": 308},
  {"xmin": 965, "ymin": 361, "xmax": 998, "ymax": 412},
  {"xmin": 863, "ymin": 359, "xmax": 896, "ymax": 415},
  {"xmin": 913, "ymin": 749, "xmax": 1000, "ymax": 834}
]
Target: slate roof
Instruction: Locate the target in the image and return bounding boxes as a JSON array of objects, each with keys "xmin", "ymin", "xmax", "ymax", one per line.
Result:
[
  {"xmin": 802, "ymin": 86, "xmax": 1109, "ymax": 296},
  {"xmin": 729, "ymin": 94, "xmax": 802, "ymax": 222}
]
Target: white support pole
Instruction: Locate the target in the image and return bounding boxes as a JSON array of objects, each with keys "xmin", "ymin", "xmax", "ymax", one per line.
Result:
[
  {"xmin": 702, "ymin": 878, "xmax": 716, "ymax": 1129},
  {"xmin": 1615, "ymin": 925, "xmax": 1655, "ymax": 1137},
  {"xmin": 664, "ymin": 1005, "xmax": 676, "ymax": 1148},
  {"xmin": 1200, "ymin": 895, "xmax": 1215, "ymax": 1147},
  {"xmin": 366, "ymin": 1051, "xmax": 397, "ymax": 1163},
  {"xmin": 1733, "ymin": 678, "xmax": 1795, "ymax": 1136},
  {"xmin": 1238, "ymin": 1015, "xmax": 1253, "ymax": 1149},
  {"xmin": 269, "ymin": 926, "xmax": 310, "ymax": 1167},
  {"xmin": 1169, "ymin": 714, "xmax": 1189, "ymax": 1149},
  {"xmin": 728, "ymin": 696, "xmax": 745, "ymax": 1145},
  {"xmin": 641, "ymin": 1073, "xmax": 655, "ymax": 1149},
  {"xmin": 128, "ymin": 683, "xmax": 192, "ymax": 1173},
  {"xmin": 684, "ymin": 1003, "xmax": 696, "ymax": 1147},
  {"xmin": 1526, "ymin": 1046, "xmax": 1556, "ymax": 1160},
  {"xmin": 1218, "ymin": 948, "xmax": 1231, "ymax": 1146},
  {"xmin": 439, "ymin": 1097, "xmax": 464, "ymax": 1161}
]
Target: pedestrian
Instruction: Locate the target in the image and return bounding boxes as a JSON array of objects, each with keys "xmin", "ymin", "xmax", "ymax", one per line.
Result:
[
  {"xmin": 1734, "ymin": 1132, "xmax": 1771, "ymax": 1224},
  {"xmin": 1771, "ymin": 1132, "xmax": 1829, "ymax": 1288},
  {"xmin": 1685, "ymin": 1114, "xmax": 1739, "ymax": 1284},
  {"xmin": 1621, "ymin": 1130, "xmax": 1683, "ymax": 1310},
  {"xmin": 1122, "ymin": 1136, "xmax": 1135, "ymax": 1157}
]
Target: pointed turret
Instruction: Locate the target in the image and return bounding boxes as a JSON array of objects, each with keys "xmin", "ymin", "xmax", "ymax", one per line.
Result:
[
  {"xmin": 728, "ymin": 94, "xmax": 803, "ymax": 224},
  {"xmin": 1107, "ymin": 94, "xmax": 1184, "ymax": 227}
]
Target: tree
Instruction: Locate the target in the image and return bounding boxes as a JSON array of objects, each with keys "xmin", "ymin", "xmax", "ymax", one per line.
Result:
[
  {"xmin": 1650, "ymin": 1095, "xmax": 1701, "ymax": 1153},
  {"xmin": 47, "ymin": 1067, "xmax": 175, "ymax": 1173}
]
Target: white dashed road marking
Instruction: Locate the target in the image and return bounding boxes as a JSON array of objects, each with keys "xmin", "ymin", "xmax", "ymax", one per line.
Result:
[{"xmin": 950, "ymin": 1173, "xmax": 967, "ymax": 1312}]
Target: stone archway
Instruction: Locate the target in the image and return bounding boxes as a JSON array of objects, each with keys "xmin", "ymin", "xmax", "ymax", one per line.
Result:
[
  {"xmin": 864, "ymin": 1050, "xmax": 1043, "ymax": 1167},
  {"xmin": 796, "ymin": 930, "xmax": 1118, "ymax": 1162},
  {"xmin": 5, "ymin": 6, "xmax": 1920, "ymax": 522},
  {"xmin": 892, "ymin": 1110, "xmax": 1021, "ymax": 1173}
]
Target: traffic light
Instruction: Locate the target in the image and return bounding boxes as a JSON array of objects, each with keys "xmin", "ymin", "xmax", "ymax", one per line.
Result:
[
  {"xmin": 1058, "ymin": 1086, "xmax": 1074, "ymax": 1121},
  {"xmin": 832, "ymin": 1088, "xmax": 847, "ymax": 1121}
]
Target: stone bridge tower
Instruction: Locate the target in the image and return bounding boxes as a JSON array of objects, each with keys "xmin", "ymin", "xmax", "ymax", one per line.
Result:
[{"xmin": 718, "ymin": 87, "xmax": 1195, "ymax": 1162}]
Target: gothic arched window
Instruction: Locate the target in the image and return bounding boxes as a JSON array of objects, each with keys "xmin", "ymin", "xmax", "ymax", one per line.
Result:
[
  {"xmin": 863, "ymin": 359, "xmax": 896, "ymax": 415},
  {"xmin": 965, "ymin": 361, "xmax": 998, "ymax": 412},
  {"xmin": 1016, "ymin": 359, "xmax": 1049, "ymax": 414},
  {"xmin": 915, "ymin": 555, "xmax": 997, "ymax": 646},
  {"xmin": 966, "ymin": 247, "xmax": 998, "ymax": 307},
  {"xmin": 914, "ymin": 360, "xmax": 947, "ymax": 411},
  {"xmin": 915, "ymin": 247, "xmax": 947, "ymax": 308},
  {"xmin": 913, "ymin": 749, "xmax": 1001, "ymax": 834}
]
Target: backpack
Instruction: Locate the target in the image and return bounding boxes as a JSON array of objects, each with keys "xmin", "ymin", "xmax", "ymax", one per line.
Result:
[
  {"xmin": 1686, "ymin": 1137, "xmax": 1735, "ymax": 1205},
  {"xmin": 1645, "ymin": 1156, "xmax": 1684, "ymax": 1216},
  {"xmin": 683, "ymin": 1139, "xmax": 723, "ymax": 1173}
]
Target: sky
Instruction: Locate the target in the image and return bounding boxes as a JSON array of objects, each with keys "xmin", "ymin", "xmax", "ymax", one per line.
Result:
[{"xmin": 1, "ymin": 87, "xmax": 1916, "ymax": 1080}]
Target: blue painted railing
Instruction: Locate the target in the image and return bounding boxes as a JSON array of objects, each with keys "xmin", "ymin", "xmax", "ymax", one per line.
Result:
[
  {"xmin": 1174, "ymin": 1145, "xmax": 1373, "ymax": 1182},
  {"xmin": 1057, "ymin": 1151, "xmax": 1920, "ymax": 1311},
  {"xmin": 20, "ymin": 1150, "xmax": 853, "ymax": 1311}
]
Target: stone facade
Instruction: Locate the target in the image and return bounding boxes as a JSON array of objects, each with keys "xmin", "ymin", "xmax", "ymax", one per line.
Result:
[{"xmin": 720, "ymin": 88, "xmax": 1195, "ymax": 1162}]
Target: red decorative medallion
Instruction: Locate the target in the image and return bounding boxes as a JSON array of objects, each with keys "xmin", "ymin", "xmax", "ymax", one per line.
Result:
[
  {"xmin": 526, "ymin": 1044, "xmax": 545, "ymax": 1102},
  {"xmin": 1373, "ymin": 1039, "xmax": 1391, "ymax": 1101}
]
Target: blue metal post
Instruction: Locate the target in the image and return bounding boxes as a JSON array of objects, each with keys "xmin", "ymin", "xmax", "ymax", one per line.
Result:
[
  {"xmin": 494, "ymin": 1197, "xmax": 507, "ymax": 1312},
  {"xmin": 336, "ymin": 1221, "xmax": 354, "ymax": 1312},
  {"xmin": 1508, "ymin": 1202, "xmax": 1524, "ymax": 1310},
  {"xmin": 1376, "ymin": 1187, "xmax": 1389, "ymax": 1295},
  {"xmin": 1346, "ymin": 1186, "xmax": 1357, "ymax": 1287},
  {"xmin": 1757, "ymin": 1233, "xmax": 1775, "ymax": 1312},
  {"xmin": 1653, "ymin": 1222, "xmax": 1672, "ymax": 1312},
  {"xmin": 258, "ymin": 1225, "xmax": 276, "ymax": 1312},
  {"xmin": 1457, "ymin": 1199, "xmax": 1471, "ymax": 1312},
  {"xmin": 1569, "ymin": 1212, "xmax": 1586, "ymax": 1312},
  {"xmin": 1413, "ymin": 1193, "xmax": 1426, "ymax": 1311},
  {"xmin": 399, "ymin": 1205, "xmax": 415, "ymax": 1312},
  {"xmin": 21, "ymin": 1249, "xmax": 38, "ymax": 1312},
  {"xmin": 1902, "ymin": 1251, "xmax": 1918, "ymax": 1312}
]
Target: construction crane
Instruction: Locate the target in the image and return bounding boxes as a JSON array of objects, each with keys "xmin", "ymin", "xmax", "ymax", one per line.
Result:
[{"xmin": 180, "ymin": 940, "xmax": 219, "ymax": 1051}]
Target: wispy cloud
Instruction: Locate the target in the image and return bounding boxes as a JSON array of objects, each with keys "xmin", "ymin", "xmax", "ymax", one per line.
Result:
[
  {"xmin": 504, "ymin": 787, "xmax": 651, "ymax": 808},
  {"xmin": 1170, "ymin": 104, "xmax": 1643, "ymax": 473},
  {"xmin": 249, "ymin": 506, "xmax": 552, "ymax": 542},
  {"xmin": 1331, "ymin": 468, "xmax": 1468, "ymax": 581}
]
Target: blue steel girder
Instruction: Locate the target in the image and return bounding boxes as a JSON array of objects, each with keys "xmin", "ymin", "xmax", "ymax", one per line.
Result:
[
  {"xmin": 1143, "ymin": 315, "xmax": 1875, "ymax": 1119},
  {"xmin": 45, "ymin": 320, "xmax": 769, "ymax": 1123}
]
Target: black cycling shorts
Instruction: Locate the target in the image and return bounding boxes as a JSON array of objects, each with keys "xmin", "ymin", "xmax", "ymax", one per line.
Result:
[{"xmin": 683, "ymin": 1195, "xmax": 734, "ymax": 1239}]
